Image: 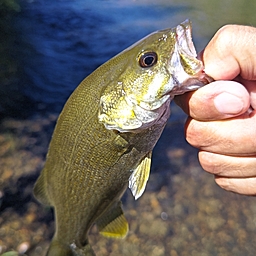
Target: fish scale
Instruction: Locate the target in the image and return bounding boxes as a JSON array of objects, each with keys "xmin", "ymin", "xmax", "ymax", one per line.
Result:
[{"xmin": 33, "ymin": 20, "xmax": 212, "ymax": 256}]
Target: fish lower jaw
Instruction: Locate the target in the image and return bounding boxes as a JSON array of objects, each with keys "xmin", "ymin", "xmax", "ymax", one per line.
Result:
[{"xmin": 169, "ymin": 70, "xmax": 214, "ymax": 97}]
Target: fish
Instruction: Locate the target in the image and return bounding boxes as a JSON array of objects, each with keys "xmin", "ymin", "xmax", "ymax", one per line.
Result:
[{"xmin": 33, "ymin": 19, "xmax": 212, "ymax": 256}]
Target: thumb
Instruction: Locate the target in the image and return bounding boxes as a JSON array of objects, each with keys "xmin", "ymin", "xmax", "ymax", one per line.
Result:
[{"xmin": 175, "ymin": 80, "xmax": 250, "ymax": 121}]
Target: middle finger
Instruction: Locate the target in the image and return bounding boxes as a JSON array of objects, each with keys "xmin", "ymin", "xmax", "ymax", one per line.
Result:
[{"xmin": 186, "ymin": 110, "xmax": 256, "ymax": 155}]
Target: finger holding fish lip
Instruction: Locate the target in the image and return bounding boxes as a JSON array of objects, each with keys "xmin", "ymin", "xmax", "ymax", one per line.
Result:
[
  {"xmin": 175, "ymin": 80, "xmax": 251, "ymax": 121},
  {"xmin": 174, "ymin": 24, "xmax": 256, "ymax": 198},
  {"xmin": 202, "ymin": 24, "xmax": 256, "ymax": 81},
  {"xmin": 176, "ymin": 24, "xmax": 256, "ymax": 122}
]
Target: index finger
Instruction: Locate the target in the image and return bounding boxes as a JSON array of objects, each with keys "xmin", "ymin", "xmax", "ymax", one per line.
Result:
[{"xmin": 203, "ymin": 24, "xmax": 256, "ymax": 81}]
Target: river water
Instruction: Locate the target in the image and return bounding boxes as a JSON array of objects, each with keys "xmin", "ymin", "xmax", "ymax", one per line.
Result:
[
  {"xmin": 1, "ymin": 0, "xmax": 256, "ymax": 255},
  {"xmin": 3, "ymin": 0, "xmax": 256, "ymax": 117}
]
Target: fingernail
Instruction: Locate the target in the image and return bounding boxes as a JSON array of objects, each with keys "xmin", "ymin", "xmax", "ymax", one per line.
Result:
[{"xmin": 214, "ymin": 92, "xmax": 244, "ymax": 115}]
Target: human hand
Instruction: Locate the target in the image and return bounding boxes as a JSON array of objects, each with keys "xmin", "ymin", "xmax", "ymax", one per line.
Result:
[{"xmin": 175, "ymin": 24, "xmax": 256, "ymax": 195}]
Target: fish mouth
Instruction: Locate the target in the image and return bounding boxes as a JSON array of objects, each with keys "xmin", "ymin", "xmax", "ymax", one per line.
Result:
[
  {"xmin": 167, "ymin": 19, "xmax": 214, "ymax": 97},
  {"xmin": 168, "ymin": 71, "xmax": 214, "ymax": 97},
  {"xmin": 138, "ymin": 20, "xmax": 214, "ymax": 107},
  {"xmin": 176, "ymin": 19, "xmax": 198, "ymax": 62}
]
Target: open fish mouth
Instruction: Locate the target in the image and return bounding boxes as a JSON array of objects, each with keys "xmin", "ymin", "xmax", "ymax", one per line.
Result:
[
  {"xmin": 167, "ymin": 19, "xmax": 213, "ymax": 96},
  {"xmin": 167, "ymin": 71, "xmax": 213, "ymax": 96},
  {"xmin": 176, "ymin": 19, "xmax": 199, "ymax": 64}
]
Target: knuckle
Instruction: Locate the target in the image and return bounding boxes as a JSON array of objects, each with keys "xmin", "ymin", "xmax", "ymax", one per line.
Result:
[
  {"xmin": 198, "ymin": 151, "xmax": 221, "ymax": 175},
  {"xmin": 185, "ymin": 119, "xmax": 201, "ymax": 146},
  {"xmin": 214, "ymin": 176, "xmax": 231, "ymax": 191},
  {"xmin": 212, "ymin": 25, "xmax": 236, "ymax": 56},
  {"xmin": 185, "ymin": 119, "xmax": 218, "ymax": 149}
]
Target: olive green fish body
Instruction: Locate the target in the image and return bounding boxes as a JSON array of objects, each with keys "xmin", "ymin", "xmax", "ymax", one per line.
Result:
[
  {"xmin": 34, "ymin": 20, "xmax": 212, "ymax": 255},
  {"xmin": 35, "ymin": 59, "xmax": 169, "ymax": 254}
]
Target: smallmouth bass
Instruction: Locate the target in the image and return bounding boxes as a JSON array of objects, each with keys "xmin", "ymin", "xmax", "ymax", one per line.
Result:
[{"xmin": 34, "ymin": 20, "xmax": 212, "ymax": 256}]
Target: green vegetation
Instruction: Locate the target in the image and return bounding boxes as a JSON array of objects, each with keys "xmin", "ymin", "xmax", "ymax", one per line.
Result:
[
  {"xmin": 0, "ymin": 0, "xmax": 20, "ymax": 13},
  {"xmin": 1, "ymin": 251, "xmax": 19, "ymax": 256}
]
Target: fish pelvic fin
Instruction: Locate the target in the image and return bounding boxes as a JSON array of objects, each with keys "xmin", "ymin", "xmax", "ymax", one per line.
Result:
[
  {"xmin": 129, "ymin": 151, "xmax": 152, "ymax": 200},
  {"xmin": 46, "ymin": 239, "xmax": 73, "ymax": 256},
  {"xmin": 33, "ymin": 172, "xmax": 51, "ymax": 206},
  {"xmin": 96, "ymin": 201, "xmax": 128, "ymax": 238},
  {"xmin": 46, "ymin": 238, "xmax": 95, "ymax": 256}
]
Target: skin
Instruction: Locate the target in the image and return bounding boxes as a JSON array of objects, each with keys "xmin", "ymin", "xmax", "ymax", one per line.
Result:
[{"xmin": 175, "ymin": 24, "xmax": 256, "ymax": 195}]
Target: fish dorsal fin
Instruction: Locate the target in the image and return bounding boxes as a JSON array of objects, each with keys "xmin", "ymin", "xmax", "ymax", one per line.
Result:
[
  {"xmin": 96, "ymin": 201, "xmax": 128, "ymax": 238},
  {"xmin": 129, "ymin": 151, "xmax": 152, "ymax": 200},
  {"xmin": 33, "ymin": 172, "xmax": 51, "ymax": 206}
]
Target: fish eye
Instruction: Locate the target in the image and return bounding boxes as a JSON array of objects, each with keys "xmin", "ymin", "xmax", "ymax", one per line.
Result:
[{"xmin": 139, "ymin": 52, "xmax": 158, "ymax": 68}]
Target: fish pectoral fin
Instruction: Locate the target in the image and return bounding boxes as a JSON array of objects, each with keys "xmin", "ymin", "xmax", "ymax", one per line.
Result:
[
  {"xmin": 96, "ymin": 201, "xmax": 128, "ymax": 238},
  {"xmin": 128, "ymin": 151, "xmax": 152, "ymax": 200},
  {"xmin": 33, "ymin": 172, "xmax": 51, "ymax": 206}
]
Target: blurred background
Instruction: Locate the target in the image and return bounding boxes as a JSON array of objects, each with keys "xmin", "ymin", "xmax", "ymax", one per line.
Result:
[{"xmin": 1, "ymin": 0, "xmax": 256, "ymax": 255}]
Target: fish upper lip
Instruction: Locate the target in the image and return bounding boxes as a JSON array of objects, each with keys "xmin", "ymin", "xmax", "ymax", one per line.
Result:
[
  {"xmin": 176, "ymin": 19, "xmax": 197, "ymax": 60},
  {"xmin": 165, "ymin": 20, "xmax": 214, "ymax": 97}
]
